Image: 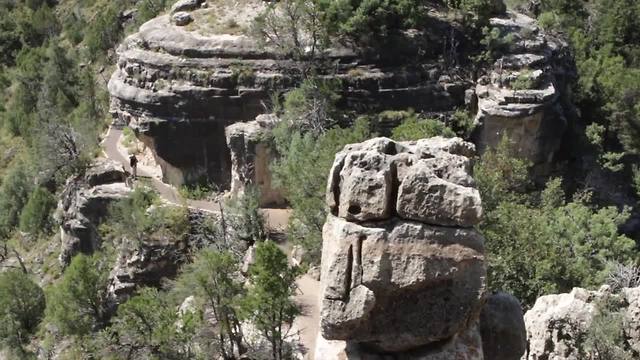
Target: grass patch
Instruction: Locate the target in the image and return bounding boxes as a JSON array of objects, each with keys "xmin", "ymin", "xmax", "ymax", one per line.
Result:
[{"xmin": 179, "ymin": 182, "xmax": 218, "ymax": 200}]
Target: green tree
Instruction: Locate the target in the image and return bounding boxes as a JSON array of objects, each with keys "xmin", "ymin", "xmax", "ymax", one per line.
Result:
[
  {"xmin": 104, "ymin": 287, "xmax": 199, "ymax": 359},
  {"xmin": 19, "ymin": 186, "xmax": 55, "ymax": 235},
  {"xmin": 174, "ymin": 249, "xmax": 245, "ymax": 359},
  {"xmin": 473, "ymin": 135, "xmax": 531, "ymax": 213},
  {"xmin": 482, "ymin": 178, "xmax": 635, "ymax": 307},
  {"xmin": 136, "ymin": 0, "xmax": 168, "ymax": 25},
  {"xmin": 281, "ymin": 77, "xmax": 341, "ymax": 134},
  {"xmin": 0, "ymin": 161, "xmax": 33, "ymax": 238},
  {"xmin": 84, "ymin": 2, "xmax": 124, "ymax": 59},
  {"xmin": 45, "ymin": 253, "xmax": 110, "ymax": 336},
  {"xmin": 240, "ymin": 241, "xmax": 301, "ymax": 360},
  {"xmin": 108, "ymin": 187, "xmax": 189, "ymax": 243},
  {"xmin": 0, "ymin": 271, "xmax": 46, "ymax": 355},
  {"xmin": 271, "ymin": 117, "xmax": 372, "ymax": 263},
  {"xmin": 226, "ymin": 185, "xmax": 266, "ymax": 246},
  {"xmin": 320, "ymin": 0, "xmax": 428, "ymax": 45},
  {"xmin": 251, "ymin": 0, "xmax": 328, "ymax": 60}
]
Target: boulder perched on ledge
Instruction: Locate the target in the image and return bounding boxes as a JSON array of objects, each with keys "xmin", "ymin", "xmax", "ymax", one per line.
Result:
[{"xmin": 317, "ymin": 136, "xmax": 487, "ymax": 357}]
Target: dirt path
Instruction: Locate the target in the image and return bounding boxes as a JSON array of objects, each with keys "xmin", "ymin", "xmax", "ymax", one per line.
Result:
[{"xmin": 101, "ymin": 127, "xmax": 320, "ymax": 358}]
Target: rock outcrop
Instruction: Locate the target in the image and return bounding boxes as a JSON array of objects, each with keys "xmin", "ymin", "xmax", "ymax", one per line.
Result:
[
  {"xmin": 106, "ymin": 207, "xmax": 231, "ymax": 304},
  {"xmin": 108, "ymin": 0, "xmax": 469, "ymax": 188},
  {"xmin": 317, "ymin": 137, "xmax": 487, "ymax": 358},
  {"xmin": 524, "ymin": 286, "xmax": 640, "ymax": 359},
  {"xmin": 55, "ymin": 159, "xmax": 131, "ymax": 266},
  {"xmin": 225, "ymin": 114, "xmax": 285, "ymax": 207},
  {"xmin": 473, "ymin": 12, "xmax": 573, "ymax": 172}
]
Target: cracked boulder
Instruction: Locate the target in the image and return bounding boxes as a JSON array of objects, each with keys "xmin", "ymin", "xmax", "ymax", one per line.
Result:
[
  {"xmin": 55, "ymin": 159, "xmax": 131, "ymax": 266},
  {"xmin": 318, "ymin": 137, "xmax": 486, "ymax": 356}
]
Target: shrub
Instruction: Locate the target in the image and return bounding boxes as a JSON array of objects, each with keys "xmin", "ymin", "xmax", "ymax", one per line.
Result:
[
  {"xmin": 0, "ymin": 161, "xmax": 33, "ymax": 238},
  {"xmin": 19, "ymin": 187, "xmax": 56, "ymax": 235},
  {"xmin": 391, "ymin": 116, "xmax": 455, "ymax": 141},
  {"xmin": 84, "ymin": 3, "xmax": 123, "ymax": 58},
  {"xmin": 282, "ymin": 77, "xmax": 342, "ymax": 135},
  {"xmin": 473, "ymin": 135, "xmax": 531, "ymax": 212},
  {"xmin": 0, "ymin": 271, "xmax": 46, "ymax": 351},
  {"xmin": 450, "ymin": 109, "xmax": 476, "ymax": 139},
  {"xmin": 226, "ymin": 185, "xmax": 266, "ymax": 245},
  {"xmin": 174, "ymin": 249, "xmax": 244, "ymax": 358},
  {"xmin": 103, "ymin": 287, "xmax": 199, "ymax": 359},
  {"xmin": 476, "ymin": 142, "xmax": 636, "ymax": 307},
  {"xmin": 45, "ymin": 253, "xmax": 110, "ymax": 336},
  {"xmin": 136, "ymin": 0, "xmax": 168, "ymax": 25},
  {"xmin": 179, "ymin": 182, "xmax": 217, "ymax": 200},
  {"xmin": 584, "ymin": 296, "xmax": 636, "ymax": 359},
  {"xmin": 511, "ymin": 69, "xmax": 535, "ymax": 90}
]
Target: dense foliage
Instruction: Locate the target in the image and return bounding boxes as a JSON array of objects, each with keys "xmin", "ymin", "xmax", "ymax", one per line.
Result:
[
  {"xmin": 476, "ymin": 138, "xmax": 636, "ymax": 307},
  {"xmin": 45, "ymin": 253, "xmax": 110, "ymax": 336},
  {"xmin": 0, "ymin": 271, "xmax": 45, "ymax": 355}
]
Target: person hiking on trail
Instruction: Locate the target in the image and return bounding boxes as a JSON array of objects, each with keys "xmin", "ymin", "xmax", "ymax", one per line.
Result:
[{"xmin": 129, "ymin": 154, "xmax": 138, "ymax": 179}]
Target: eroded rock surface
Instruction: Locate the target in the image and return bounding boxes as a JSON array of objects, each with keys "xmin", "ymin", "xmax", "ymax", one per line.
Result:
[
  {"xmin": 317, "ymin": 137, "xmax": 487, "ymax": 357},
  {"xmin": 225, "ymin": 114, "xmax": 284, "ymax": 206},
  {"xmin": 108, "ymin": 3, "xmax": 469, "ymax": 188},
  {"xmin": 524, "ymin": 286, "xmax": 640, "ymax": 359},
  {"xmin": 474, "ymin": 11, "xmax": 573, "ymax": 172},
  {"xmin": 55, "ymin": 159, "xmax": 131, "ymax": 266}
]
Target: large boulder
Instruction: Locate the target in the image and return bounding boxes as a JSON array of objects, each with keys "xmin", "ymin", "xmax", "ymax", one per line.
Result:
[
  {"xmin": 224, "ymin": 114, "xmax": 285, "ymax": 207},
  {"xmin": 170, "ymin": 0, "xmax": 205, "ymax": 13},
  {"xmin": 480, "ymin": 292, "xmax": 526, "ymax": 360},
  {"xmin": 55, "ymin": 159, "xmax": 130, "ymax": 266},
  {"xmin": 524, "ymin": 288, "xmax": 598, "ymax": 360},
  {"xmin": 317, "ymin": 137, "xmax": 486, "ymax": 356},
  {"xmin": 523, "ymin": 286, "xmax": 640, "ymax": 359}
]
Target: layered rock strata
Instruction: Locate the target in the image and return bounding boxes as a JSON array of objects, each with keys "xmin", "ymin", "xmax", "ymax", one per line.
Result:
[
  {"xmin": 316, "ymin": 137, "xmax": 487, "ymax": 358},
  {"xmin": 55, "ymin": 159, "xmax": 131, "ymax": 266},
  {"xmin": 225, "ymin": 114, "xmax": 285, "ymax": 207},
  {"xmin": 108, "ymin": 1, "xmax": 468, "ymax": 188},
  {"xmin": 474, "ymin": 12, "xmax": 573, "ymax": 171}
]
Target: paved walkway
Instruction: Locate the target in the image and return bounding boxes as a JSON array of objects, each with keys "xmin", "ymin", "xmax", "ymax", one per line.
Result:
[{"xmin": 101, "ymin": 127, "xmax": 320, "ymax": 359}]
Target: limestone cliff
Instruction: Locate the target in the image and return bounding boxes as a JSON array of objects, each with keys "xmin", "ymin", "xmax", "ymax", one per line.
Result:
[
  {"xmin": 108, "ymin": 4, "xmax": 572, "ymax": 191},
  {"xmin": 108, "ymin": 0, "xmax": 476, "ymax": 189}
]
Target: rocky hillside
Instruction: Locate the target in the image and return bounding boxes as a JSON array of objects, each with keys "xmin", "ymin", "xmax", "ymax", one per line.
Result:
[
  {"xmin": 1, "ymin": 0, "xmax": 639, "ymax": 359},
  {"xmin": 108, "ymin": 1, "xmax": 572, "ymax": 189}
]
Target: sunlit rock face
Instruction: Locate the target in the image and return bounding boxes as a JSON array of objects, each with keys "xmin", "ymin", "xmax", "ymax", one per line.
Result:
[
  {"xmin": 316, "ymin": 136, "xmax": 488, "ymax": 358},
  {"xmin": 473, "ymin": 12, "xmax": 574, "ymax": 174},
  {"xmin": 108, "ymin": 1, "xmax": 470, "ymax": 189},
  {"xmin": 55, "ymin": 158, "xmax": 131, "ymax": 266}
]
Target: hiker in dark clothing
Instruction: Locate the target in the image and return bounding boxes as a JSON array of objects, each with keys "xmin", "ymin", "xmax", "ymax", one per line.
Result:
[{"xmin": 129, "ymin": 154, "xmax": 138, "ymax": 179}]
